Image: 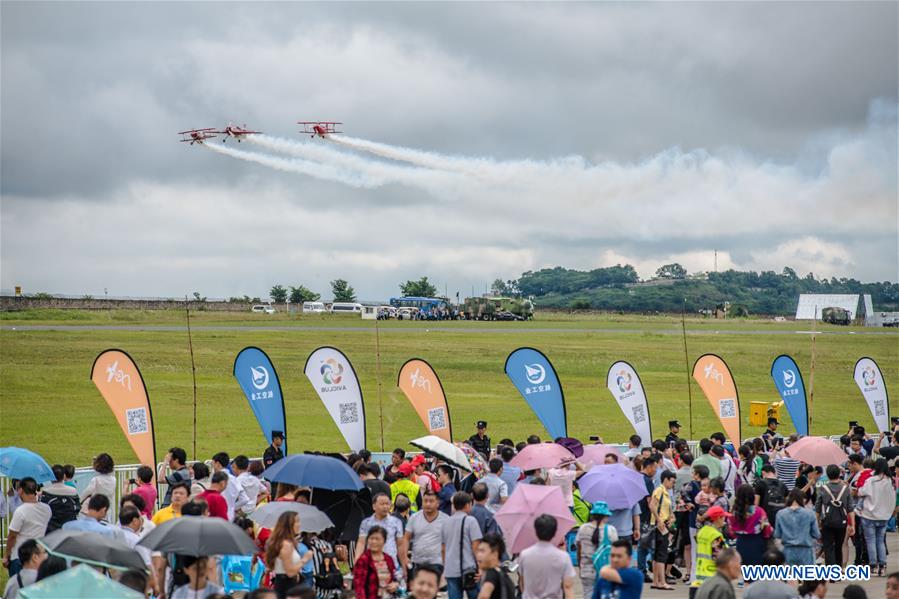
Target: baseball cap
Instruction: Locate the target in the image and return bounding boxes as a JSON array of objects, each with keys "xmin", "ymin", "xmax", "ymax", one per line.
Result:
[{"xmin": 705, "ymin": 505, "xmax": 732, "ymax": 520}]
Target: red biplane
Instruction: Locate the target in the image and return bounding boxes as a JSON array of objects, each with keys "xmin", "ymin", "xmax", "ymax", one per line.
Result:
[
  {"xmin": 298, "ymin": 121, "xmax": 342, "ymax": 139},
  {"xmin": 178, "ymin": 128, "xmax": 218, "ymax": 145},
  {"xmin": 219, "ymin": 122, "xmax": 261, "ymax": 142}
]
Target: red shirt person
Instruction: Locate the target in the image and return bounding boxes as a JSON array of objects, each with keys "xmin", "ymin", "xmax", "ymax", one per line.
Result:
[{"xmin": 198, "ymin": 472, "xmax": 230, "ymax": 520}]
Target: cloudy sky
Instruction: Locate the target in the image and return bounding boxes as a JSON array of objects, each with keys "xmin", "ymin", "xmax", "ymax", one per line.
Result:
[{"xmin": 2, "ymin": 2, "xmax": 897, "ymax": 301}]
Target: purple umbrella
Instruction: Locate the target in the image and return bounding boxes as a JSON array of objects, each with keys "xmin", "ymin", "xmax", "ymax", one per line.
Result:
[{"xmin": 578, "ymin": 464, "xmax": 648, "ymax": 509}]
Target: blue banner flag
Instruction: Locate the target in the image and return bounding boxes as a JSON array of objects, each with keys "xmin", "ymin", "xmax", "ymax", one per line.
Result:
[
  {"xmin": 770, "ymin": 354, "xmax": 808, "ymax": 436},
  {"xmin": 504, "ymin": 347, "xmax": 567, "ymax": 439},
  {"xmin": 234, "ymin": 347, "xmax": 287, "ymax": 452}
]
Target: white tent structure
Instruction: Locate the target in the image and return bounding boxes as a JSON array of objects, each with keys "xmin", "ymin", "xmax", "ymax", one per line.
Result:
[{"xmin": 795, "ymin": 294, "xmax": 860, "ymax": 320}]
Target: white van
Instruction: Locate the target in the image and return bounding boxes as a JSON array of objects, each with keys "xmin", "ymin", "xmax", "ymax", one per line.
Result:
[
  {"xmin": 251, "ymin": 304, "xmax": 276, "ymax": 314},
  {"xmin": 302, "ymin": 301, "xmax": 326, "ymax": 313},
  {"xmin": 330, "ymin": 302, "xmax": 363, "ymax": 314}
]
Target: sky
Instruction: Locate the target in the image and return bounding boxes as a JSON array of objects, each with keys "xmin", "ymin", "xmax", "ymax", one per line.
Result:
[{"xmin": 2, "ymin": 2, "xmax": 897, "ymax": 301}]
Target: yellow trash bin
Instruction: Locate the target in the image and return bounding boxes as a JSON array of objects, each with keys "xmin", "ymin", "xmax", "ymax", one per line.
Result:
[{"xmin": 749, "ymin": 402, "xmax": 768, "ymax": 426}]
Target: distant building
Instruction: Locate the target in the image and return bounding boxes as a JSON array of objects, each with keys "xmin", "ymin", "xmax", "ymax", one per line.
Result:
[{"xmin": 795, "ymin": 294, "xmax": 861, "ymax": 320}]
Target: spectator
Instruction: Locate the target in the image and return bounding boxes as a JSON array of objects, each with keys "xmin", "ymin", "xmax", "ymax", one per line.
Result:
[
  {"xmin": 727, "ymin": 484, "xmax": 771, "ymax": 568},
  {"xmin": 161, "ymin": 447, "xmax": 191, "ymax": 507},
  {"xmin": 693, "ymin": 439, "xmax": 722, "ymax": 481},
  {"xmin": 117, "ymin": 506, "xmax": 153, "ymax": 570},
  {"xmin": 393, "ymin": 493, "xmax": 413, "ymax": 528},
  {"xmin": 576, "ymin": 501, "xmax": 617, "ymax": 597},
  {"xmin": 62, "ymin": 465, "xmax": 76, "ymax": 489},
  {"xmin": 842, "ymin": 585, "xmax": 868, "ymax": 599},
  {"xmin": 753, "ymin": 464, "xmax": 788, "ymax": 529},
  {"xmin": 482, "ymin": 459, "xmax": 509, "ymax": 512},
  {"xmin": 518, "ymin": 514, "xmax": 576, "ymax": 599},
  {"xmin": 710, "ymin": 446, "xmax": 736, "ymax": 497},
  {"xmin": 636, "ymin": 456, "xmax": 658, "ymax": 576},
  {"xmin": 695, "ymin": 548, "xmax": 741, "ymax": 599},
  {"xmin": 412, "ymin": 456, "xmax": 439, "ymax": 494},
  {"xmin": 3, "ymin": 478, "xmax": 50, "ymax": 575},
  {"xmin": 233, "ymin": 455, "xmax": 266, "ymax": 511},
  {"xmin": 442, "ymin": 492, "xmax": 483, "ymax": 599},
  {"xmin": 886, "ymin": 572, "xmax": 899, "ymax": 599},
  {"xmin": 79, "ymin": 453, "xmax": 116, "ymax": 519},
  {"xmin": 436, "ymin": 465, "xmax": 457, "ymax": 516},
  {"xmin": 470, "ymin": 483, "xmax": 501, "ymax": 537},
  {"xmin": 797, "ymin": 580, "xmax": 828, "ymax": 598},
  {"xmin": 383, "ymin": 448, "xmax": 406, "ymax": 484},
  {"xmin": 409, "ymin": 564, "xmax": 441, "ymax": 599},
  {"xmin": 405, "ymin": 490, "xmax": 448, "ymax": 574},
  {"xmin": 815, "ymin": 464, "xmax": 854, "ymax": 567},
  {"xmin": 63, "ymin": 494, "xmax": 123, "ymax": 541},
  {"xmin": 359, "ymin": 463, "xmax": 391, "ymax": 499},
  {"xmin": 2, "ymin": 539, "xmax": 46, "ymax": 599},
  {"xmin": 353, "ymin": 526, "xmax": 398, "ymax": 599},
  {"xmin": 265, "ymin": 512, "xmax": 313, "ymax": 599},
  {"xmin": 773, "ymin": 437, "xmax": 802, "ymax": 490},
  {"xmin": 152, "ymin": 481, "xmax": 189, "ymax": 525},
  {"xmin": 857, "ymin": 457, "xmax": 894, "ymax": 576},
  {"xmin": 498, "ymin": 446, "xmax": 521, "ymax": 495},
  {"xmin": 476, "ymin": 533, "xmax": 515, "ymax": 599},
  {"xmin": 774, "ymin": 489, "xmax": 820, "ymax": 566},
  {"xmin": 129, "ymin": 465, "xmax": 157, "ymax": 517},
  {"xmin": 171, "ymin": 555, "xmax": 222, "ymax": 599},
  {"xmin": 190, "ymin": 462, "xmax": 211, "ymax": 497},
  {"xmin": 120, "ymin": 494, "xmax": 155, "ymax": 537},
  {"xmin": 743, "ymin": 549, "xmax": 796, "ymax": 599},
  {"xmin": 356, "ymin": 493, "xmax": 408, "ymax": 573},
  {"xmin": 40, "ymin": 464, "xmax": 80, "ymax": 532},
  {"xmin": 211, "ymin": 452, "xmax": 252, "ymax": 519},
  {"xmin": 624, "ymin": 435, "xmax": 642, "ymax": 462},
  {"xmin": 390, "ymin": 462, "xmax": 422, "ymax": 513},
  {"xmin": 690, "ymin": 505, "xmax": 729, "ymax": 591},
  {"xmin": 595, "ymin": 540, "xmax": 643, "ymax": 599},
  {"xmin": 198, "ymin": 471, "xmax": 229, "ymax": 520},
  {"xmin": 118, "ymin": 569, "xmax": 150, "ymax": 597},
  {"xmin": 649, "ymin": 471, "xmax": 676, "ymax": 590},
  {"xmin": 35, "ymin": 556, "xmax": 66, "ymax": 582}
]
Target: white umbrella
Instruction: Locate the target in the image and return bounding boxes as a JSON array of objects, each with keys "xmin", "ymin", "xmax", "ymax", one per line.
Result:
[
  {"xmin": 410, "ymin": 435, "xmax": 472, "ymax": 471},
  {"xmin": 250, "ymin": 502, "xmax": 335, "ymax": 532}
]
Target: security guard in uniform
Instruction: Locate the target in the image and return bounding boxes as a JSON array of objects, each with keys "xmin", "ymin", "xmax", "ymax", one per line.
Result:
[
  {"xmin": 468, "ymin": 421, "xmax": 491, "ymax": 459},
  {"xmin": 665, "ymin": 420, "xmax": 682, "ymax": 447},
  {"xmin": 263, "ymin": 430, "xmax": 285, "ymax": 468}
]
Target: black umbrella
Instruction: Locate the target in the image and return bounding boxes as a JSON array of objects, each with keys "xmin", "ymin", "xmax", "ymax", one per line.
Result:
[
  {"xmin": 138, "ymin": 516, "xmax": 258, "ymax": 556},
  {"xmin": 38, "ymin": 529, "xmax": 146, "ymax": 571},
  {"xmin": 310, "ymin": 487, "xmax": 373, "ymax": 542}
]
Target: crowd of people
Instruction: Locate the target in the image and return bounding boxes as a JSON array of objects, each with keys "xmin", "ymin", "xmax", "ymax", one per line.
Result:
[{"xmin": 2, "ymin": 420, "xmax": 899, "ymax": 599}]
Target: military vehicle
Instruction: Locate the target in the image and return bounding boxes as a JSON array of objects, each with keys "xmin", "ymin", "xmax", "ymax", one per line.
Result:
[
  {"xmin": 822, "ymin": 306, "xmax": 851, "ymax": 326},
  {"xmin": 463, "ymin": 296, "xmax": 534, "ymax": 320}
]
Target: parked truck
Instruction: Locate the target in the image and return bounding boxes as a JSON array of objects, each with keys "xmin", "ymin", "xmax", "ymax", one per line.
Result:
[
  {"xmin": 462, "ymin": 296, "xmax": 534, "ymax": 320},
  {"xmin": 822, "ymin": 306, "xmax": 851, "ymax": 326}
]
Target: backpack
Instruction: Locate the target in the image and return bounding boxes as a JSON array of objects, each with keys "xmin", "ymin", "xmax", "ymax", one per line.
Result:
[
  {"xmin": 42, "ymin": 492, "xmax": 80, "ymax": 532},
  {"xmin": 314, "ymin": 552, "xmax": 344, "ymax": 590},
  {"xmin": 592, "ymin": 524, "xmax": 613, "ymax": 572},
  {"xmin": 821, "ymin": 484, "xmax": 848, "ymax": 528}
]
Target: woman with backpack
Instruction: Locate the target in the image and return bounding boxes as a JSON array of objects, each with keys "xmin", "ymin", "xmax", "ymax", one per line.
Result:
[
  {"xmin": 728, "ymin": 484, "xmax": 772, "ymax": 569},
  {"xmin": 575, "ymin": 501, "xmax": 618, "ymax": 597},
  {"xmin": 814, "ymin": 464, "xmax": 855, "ymax": 567},
  {"xmin": 475, "ymin": 533, "xmax": 516, "ymax": 599},
  {"xmin": 857, "ymin": 458, "xmax": 895, "ymax": 577}
]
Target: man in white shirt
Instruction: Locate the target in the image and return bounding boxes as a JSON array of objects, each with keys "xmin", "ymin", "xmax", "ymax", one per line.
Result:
[
  {"xmin": 211, "ymin": 452, "xmax": 252, "ymax": 520},
  {"xmin": 518, "ymin": 514, "xmax": 575, "ymax": 598},
  {"xmin": 712, "ymin": 445, "xmax": 738, "ymax": 496},
  {"xmin": 2, "ymin": 479, "xmax": 51, "ymax": 576},
  {"xmin": 118, "ymin": 506, "xmax": 153, "ymax": 568},
  {"xmin": 232, "ymin": 455, "xmax": 264, "ymax": 513},
  {"xmin": 482, "ymin": 459, "xmax": 509, "ymax": 513},
  {"xmin": 2, "ymin": 539, "xmax": 45, "ymax": 599},
  {"xmin": 623, "ymin": 435, "xmax": 642, "ymax": 464}
]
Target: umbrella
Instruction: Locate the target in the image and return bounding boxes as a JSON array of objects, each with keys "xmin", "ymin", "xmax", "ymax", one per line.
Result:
[
  {"xmin": 577, "ymin": 464, "xmax": 649, "ymax": 509},
  {"xmin": 509, "ymin": 443, "xmax": 574, "ymax": 471},
  {"xmin": 310, "ymin": 487, "xmax": 373, "ymax": 542},
  {"xmin": 494, "ymin": 484, "xmax": 576, "ymax": 554},
  {"xmin": 785, "ymin": 436, "xmax": 847, "ymax": 467},
  {"xmin": 580, "ymin": 444, "xmax": 624, "ymax": 468},
  {"xmin": 138, "ymin": 516, "xmax": 258, "ymax": 556},
  {"xmin": 263, "ymin": 454, "xmax": 363, "ymax": 491},
  {"xmin": 454, "ymin": 443, "xmax": 486, "ymax": 479},
  {"xmin": 38, "ymin": 529, "xmax": 145, "ymax": 571},
  {"xmin": 0, "ymin": 447, "xmax": 54, "ymax": 483},
  {"xmin": 250, "ymin": 502, "xmax": 334, "ymax": 532},
  {"xmin": 20, "ymin": 564, "xmax": 143, "ymax": 599},
  {"xmin": 410, "ymin": 435, "xmax": 472, "ymax": 471}
]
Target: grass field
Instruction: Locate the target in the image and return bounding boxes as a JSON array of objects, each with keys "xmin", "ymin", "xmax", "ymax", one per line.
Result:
[{"xmin": 1, "ymin": 310, "xmax": 896, "ymax": 466}]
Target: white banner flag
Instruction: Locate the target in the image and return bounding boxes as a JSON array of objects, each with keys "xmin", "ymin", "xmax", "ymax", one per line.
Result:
[
  {"xmin": 853, "ymin": 357, "xmax": 891, "ymax": 434},
  {"xmin": 304, "ymin": 346, "xmax": 367, "ymax": 452},
  {"xmin": 606, "ymin": 361, "xmax": 652, "ymax": 445}
]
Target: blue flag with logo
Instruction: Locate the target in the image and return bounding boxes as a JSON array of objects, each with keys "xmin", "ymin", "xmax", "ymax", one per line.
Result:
[
  {"xmin": 504, "ymin": 347, "xmax": 567, "ymax": 439},
  {"xmin": 770, "ymin": 354, "xmax": 808, "ymax": 436},
  {"xmin": 234, "ymin": 347, "xmax": 287, "ymax": 452}
]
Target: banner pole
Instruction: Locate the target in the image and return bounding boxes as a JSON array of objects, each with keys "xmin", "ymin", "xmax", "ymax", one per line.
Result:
[
  {"xmin": 682, "ymin": 298, "xmax": 694, "ymax": 439},
  {"xmin": 374, "ymin": 315, "xmax": 385, "ymax": 452},
  {"xmin": 185, "ymin": 296, "xmax": 198, "ymax": 461},
  {"xmin": 808, "ymin": 308, "xmax": 817, "ymax": 434}
]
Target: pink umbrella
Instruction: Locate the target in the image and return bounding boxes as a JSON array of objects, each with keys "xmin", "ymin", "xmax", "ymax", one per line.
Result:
[
  {"xmin": 785, "ymin": 436, "xmax": 847, "ymax": 467},
  {"xmin": 494, "ymin": 484, "xmax": 576, "ymax": 553},
  {"xmin": 509, "ymin": 443, "xmax": 574, "ymax": 471},
  {"xmin": 580, "ymin": 444, "xmax": 624, "ymax": 468}
]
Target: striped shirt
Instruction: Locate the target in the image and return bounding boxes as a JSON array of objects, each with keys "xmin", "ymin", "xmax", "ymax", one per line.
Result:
[{"xmin": 774, "ymin": 456, "xmax": 801, "ymax": 490}]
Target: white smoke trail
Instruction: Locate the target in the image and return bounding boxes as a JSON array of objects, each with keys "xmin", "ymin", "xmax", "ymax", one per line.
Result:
[
  {"xmin": 202, "ymin": 141, "xmax": 377, "ymax": 188},
  {"xmin": 245, "ymin": 134, "xmax": 461, "ymax": 190}
]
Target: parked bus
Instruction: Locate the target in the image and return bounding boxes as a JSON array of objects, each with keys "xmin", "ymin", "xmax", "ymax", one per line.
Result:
[{"xmin": 389, "ymin": 296, "xmax": 452, "ymax": 319}]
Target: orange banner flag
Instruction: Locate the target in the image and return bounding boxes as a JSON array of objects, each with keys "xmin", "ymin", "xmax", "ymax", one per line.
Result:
[
  {"xmin": 90, "ymin": 349, "xmax": 157, "ymax": 475},
  {"xmin": 692, "ymin": 354, "xmax": 742, "ymax": 444},
  {"xmin": 397, "ymin": 359, "xmax": 453, "ymax": 442}
]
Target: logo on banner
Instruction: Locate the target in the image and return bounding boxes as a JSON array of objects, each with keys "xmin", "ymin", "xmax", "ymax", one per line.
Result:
[
  {"xmin": 703, "ymin": 362, "xmax": 725, "ymax": 385},
  {"xmin": 525, "ymin": 364, "xmax": 546, "ymax": 385},
  {"xmin": 409, "ymin": 368, "xmax": 432, "ymax": 393},
  {"xmin": 616, "ymin": 370, "xmax": 632, "ymax": 393},
  {"xmin": 862, "ymin": 366, "xmax": 876, "ymax": 387},
  {"xmin": 251, "ymin": 366, "xmax": 269, "ymax": 390},
  {"xmin": 782, "ymin": 369, "xmax": 796, "ymax": 388},
  {"xmin": 105, "ymin": 360, "xmax": 132, "ymax": 392},
  {"xmin": 319, "ymin": 359, "xmax": 347, "ymax": 392}
]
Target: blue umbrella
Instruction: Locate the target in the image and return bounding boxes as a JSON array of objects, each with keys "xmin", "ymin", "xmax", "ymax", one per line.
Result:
[
  {"xmin": 263, "ymin": 454, "xmax": 363, "ymax": 491},
  {"xmin": 0, "ymin": 447, "xmax": 54, "ymax": 483}
]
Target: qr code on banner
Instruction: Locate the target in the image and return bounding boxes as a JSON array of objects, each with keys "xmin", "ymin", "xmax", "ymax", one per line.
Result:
[
  {"xmin": 631, "ymin": 404, "xmax": 646, "ymax": 424},
  {"xmin": 339, "ymin": 402, "xmax": 359, "ymax": 424},
  {"xmin": 126, "ymin": 407, "xmax": 149, "ymax": 435},
  {"xmin": 428, "ymin": 407, "xmax": 447, "ymax": 430},
  {"xmin": 719, "ymin": 398, "xmax": 736, "ymax": 418},
  {"xmin": 875, "ymin": 400, "xmax": 886, "ymax": 417}
]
